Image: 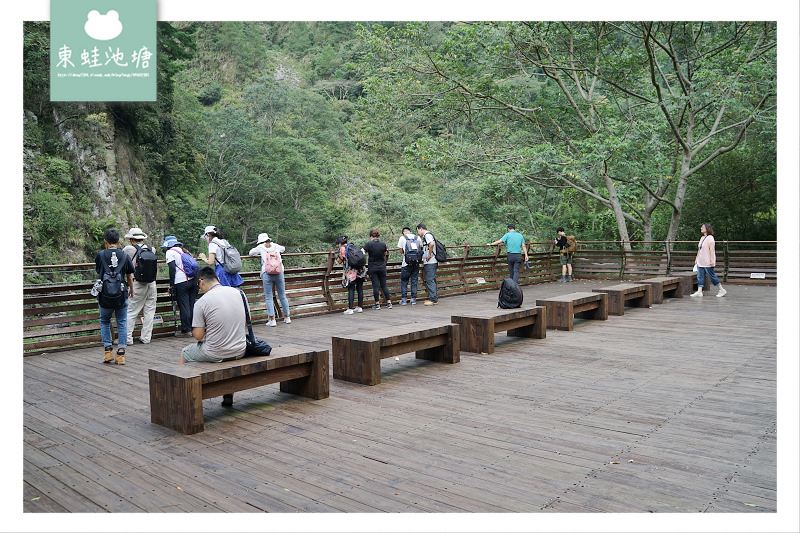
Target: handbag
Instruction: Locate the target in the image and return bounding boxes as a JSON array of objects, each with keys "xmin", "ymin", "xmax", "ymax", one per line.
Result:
[{"xmin": 239, "ymin": 290, "xmax": 272, "ymax": 357}]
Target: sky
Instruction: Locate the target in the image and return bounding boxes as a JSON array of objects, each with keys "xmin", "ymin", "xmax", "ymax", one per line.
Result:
[{"xmin": 5, "ymin": 1, "xmax": 799, "ymax": 532}]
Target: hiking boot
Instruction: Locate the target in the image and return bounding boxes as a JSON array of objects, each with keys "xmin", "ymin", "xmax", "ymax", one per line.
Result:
[
  {"xmin": 557, "ymin": 276, "xmax": 566, "ymax": 282},
  {"xmin": 690, "ymin": 290, "xmax": 703, "ymax": 297},
  {"xmin": 424, "ymin": 300, "xmax": 436, "ymax": 306},
  {"xmin": 386, "ymin": 302, "xmax": 393, "ymax": 309},
  {"xmin": 400, "ymin": 298, "xmax": 407, "ymax": 305},
  {"xmin": 283, "ymin": 317, "xmax": 292, "ymax": 324},
  {"xmin": 566, "ymin": 275, "xmax": 573, "ymax": 282},
  {"xmin": 343, "ymin": 308, "xmax": 354, "ymax": 315},
  {"xmin": 102, "ymin": 347, "xmax": 114, "ymax": 364},
  {"xmin": 373, "ymin": 304, "xmax": 381, "ymax": 310},
  {"xmin": 716, "ymin": 288, "xmax": 727, "ymax": 298},
  {"xmin": 221, "ymin": 394, "xmax": 233, "ymax": 408},
  {"xmin": 115, "ymin": 348, "xmax": 126, "ymax": 365},
  {"xmin": 355, "ymin": 307, "xmax": 363, "ymax": 313},
  {"xmin": 175, "ymin": 331, "xmax": 193, "ymax": 338},
  {"xmin": 266, "ymin": 319, "xmax": 277, "ymax": 327}
]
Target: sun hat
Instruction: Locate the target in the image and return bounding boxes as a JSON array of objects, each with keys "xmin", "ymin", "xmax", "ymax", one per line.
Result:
[
  {"xmin": 124, "ymin": 227, "xmax": 148, "ymax": 239},
  {"xmin": 257, "ymin": 233, "xmax": 270, "ymax": 244},
  {"xmin": 161, "ymin": 235, "xmax": 182, "ymax": 250},
  {"xmin": 200, "ymin": 225, "xmax": 216, "ymax": 238}
]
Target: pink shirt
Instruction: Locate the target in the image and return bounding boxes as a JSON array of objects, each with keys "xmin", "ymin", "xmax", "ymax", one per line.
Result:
[{"xmin": 695, "ymin": 235, "xmax": 716, "ymax": 267}]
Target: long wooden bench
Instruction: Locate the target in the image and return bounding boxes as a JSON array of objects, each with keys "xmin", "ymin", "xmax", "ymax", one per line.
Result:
[
  {"xmin": 639, "ymin": 276, "xmax": 685, "ymax": 304},
  {"xmin": 592, "ymin": 283, "xmax": 652, "ymax": 316},
  {"xmin": 149, "ymin": 344, "xmax": 329, "ymax": 435},
  {"xmin": 451, "ymin": 307, "xmax": 546, "ymax": 354},
  {"xmin": 535, "ymin": 292, "xmax": 608, "ymax": 331},
  {"xmin": 332, "ymin": 322, "xmax": 460, "ymax": 386}
]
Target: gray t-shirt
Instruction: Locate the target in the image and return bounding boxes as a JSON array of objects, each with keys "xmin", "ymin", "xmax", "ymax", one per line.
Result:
[{"xmin": 192, "ymin": 285, "xmax": 247, "ymax": 360}]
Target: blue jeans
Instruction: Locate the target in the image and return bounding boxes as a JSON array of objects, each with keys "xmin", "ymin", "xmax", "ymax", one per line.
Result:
[
  {"xmin": 400, "ymin": 263, "xmax": 419, "ymax": 299},
  {"xmin": 99, "ymin": 301, "xmax": 128, "ymax": 349},
  {"xmin": 507, "ymin": 253, "xmax": 522, "ymax": 283},
  {"xmin": 696, "ymin": 266, "xmax": 721, "ymax": 288},
  {"xmin": 423, "ymin": 262, "xmax": 438, "ymax": 302},
  {"xmin": 260, "ymin": 271, "xmax": 290, "ymax": 317}
]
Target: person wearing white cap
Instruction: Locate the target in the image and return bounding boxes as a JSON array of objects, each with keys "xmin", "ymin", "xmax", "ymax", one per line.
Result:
[
  {"xmin": 122, "ymin": 227, "xmax": 158, "ymax": 345},
  {"xmin": 197, "ymin": 225, "xmax": 244, "ymax": 288},
  {"xmin": 162, "ymin": 236, "xmax": 198, "ymax": 336},
  {"xmin": 249, "ymin": 232, "xmax": 291, "ymax": 326}
]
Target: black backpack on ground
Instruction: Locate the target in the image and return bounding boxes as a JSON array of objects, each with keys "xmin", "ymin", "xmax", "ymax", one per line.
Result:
[
  {"xmin": 497, "ymin": 277, "xmax": 523, "ymax": 309},
  {"xmin": 345, "ymin": 244, "xmax": 366, "ymax": 269},
  {"xmin": 98, "ymin": 249, "xmax": 128, "ymax": 309},
  {"xmin": 133, "ymin": 244, "xmax": 158, "ymax": 283}
]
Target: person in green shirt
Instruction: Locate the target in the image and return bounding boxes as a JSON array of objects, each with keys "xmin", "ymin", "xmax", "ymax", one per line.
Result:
[{"xmin": 488, "ymin": 224, "xmax": 529, "ymax": 283}]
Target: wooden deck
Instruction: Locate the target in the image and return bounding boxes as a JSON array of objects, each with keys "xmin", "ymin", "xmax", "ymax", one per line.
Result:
[{"xmin": 22, "ymin": 279, "xmax": 779, "ymax": 522}]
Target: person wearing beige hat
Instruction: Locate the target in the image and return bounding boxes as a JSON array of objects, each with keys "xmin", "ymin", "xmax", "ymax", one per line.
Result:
[
  {"xmin": 122, "ymin": 227, "xmax": 158, "ymax": 345},
  {"xmin": 249, "ymin": 232, "xmax": 291, "ymax": 326}
]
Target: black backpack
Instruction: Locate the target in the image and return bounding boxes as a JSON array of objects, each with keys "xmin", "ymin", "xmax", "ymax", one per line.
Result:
[
  {"xmin": 98, "ymin": 249, "xmax": 128, "ymax": 309},
  {"xmin": 133, "ymin": 244, "xmax": 158, "ymax": 283},
  {"xmin": 497, "ymin": 277, "xmax": 523, "ymax": 309},
  {"xmin": 425, "ymin": 232, "xmax": 448, "ymax": 262},
  {"xmin": 403, "ymin": 235, "xmax": 422, "ymax": 266},
  {"xmin": 345, "ymin": 244, "xmax": 366, "ymax": 269}
]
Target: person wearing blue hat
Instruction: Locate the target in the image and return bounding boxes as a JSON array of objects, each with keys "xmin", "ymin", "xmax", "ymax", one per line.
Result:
[{"xmin": 162, "ymin": 235, "xmax": 198, "ymax": 337}]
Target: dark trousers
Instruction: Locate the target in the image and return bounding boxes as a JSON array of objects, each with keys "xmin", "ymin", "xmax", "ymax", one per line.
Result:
[
  {"xmin": 369, "ymin": 269, "xmax": 391, "ymax": 303},
  {"xmin": 400, "ymin": 263, "xmax": 420, "ymax": 299},
  {"xmin": 507, "ymin": 253, "xmax": 522, "ymax": 283},
  {"xmin": 348, "ymin": 277, "xmax": 364, "ymax": 309},
  {"xmin": 423, "ymin": 262, "xmax": 438, "ymax": 302},
  {"xmin": 174, "ymin": 278, "xmax": 198, "ymax": 333}
]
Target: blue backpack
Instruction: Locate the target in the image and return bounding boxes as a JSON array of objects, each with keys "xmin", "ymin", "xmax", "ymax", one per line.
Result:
[{"xmin": 181, "ymin": 252, "xmax": 199, "ymax": 278}]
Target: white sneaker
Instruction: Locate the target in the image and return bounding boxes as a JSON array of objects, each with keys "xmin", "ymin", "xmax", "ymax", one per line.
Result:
[
  {"xmin": 690, "ymin": 290, "xmax": 703, "ymax": 298},
  {"xmin": 266, "ymin": 319, "xmax": 277, "ymax": 326},
  {"xmin": 355, "ymin": 307, "xmax": 363, "ymax": 313},
  {"xmin": 343, "ymin": 309, "xmax": 354, "ymax": 315},
  {"xmin": 716, "ymin": 288, "xmax": 727, "ymax": 298},
  {"xmin": 284, "ymin": 317, "xmax": 292, "ymax": 324}
]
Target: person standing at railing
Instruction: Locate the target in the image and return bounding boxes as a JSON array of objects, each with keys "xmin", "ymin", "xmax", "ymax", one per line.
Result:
[
  {"xmin": 249, "ymin": 232, "xmax": 291, "ymax": 326},
  {"xmin": 335, "ymin": 235, "xmax": 366, "ymax": 314},
  {"xmin": 197, "ymin": 225, "xmax": 244, "ymax": 288},
  {"xmin": 691, "ymin": 223, "xmax": 727, "ymax": 298},
  {"xmin": 553, "ymin": 227, "xmax": 574, "ymax": 282},
  {"xmin": 162, "ymin": 236, "xmax": 198, "ymax": 338},
  {"xmin": 488, "ymin": 223, "xmax": 529, "ymax": 283},
  {"xmin": 94, "ymin": 228, "xmax": 135, "ymax": 365},
  {"xmin": 122, "ymin": 227, "xmax": 158, "ymax": 346},
  {"xmin": 363, "ymin": 229, "xmax": 393, "ymax": 310},
  {"xmin": 417, "ymin": 223, "xmax": 439, "ymax": 305},
  {"xmin": 397, "ymin": 227, "xmax": 422, "ymax": 305}
]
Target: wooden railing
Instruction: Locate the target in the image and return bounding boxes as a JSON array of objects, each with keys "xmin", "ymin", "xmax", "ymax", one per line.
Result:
[{"xmin": 22, "ymin": 241, "xmax": 776, "ymax": 356}]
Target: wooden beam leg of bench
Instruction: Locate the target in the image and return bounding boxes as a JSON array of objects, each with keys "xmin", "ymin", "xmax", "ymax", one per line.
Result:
[
  {"xmin": 546, "ymin": 302, "xmax": 573, "ymax": 331},
  {"xmin": 650, "ymin": 284, "xmax": 664, "ymax": 304},
  {"xmin": 454, "ymin": 317, "xmax": 495, "ymax": 353},
  {"xmin": 507, "ymin": 313, "xmax": 547, "ymax": 340},
  {"xmin": 333, "ymin": 338, "xmax": 382, "ymax": 386},
  {"xmin": 149, "ymin": 370, "xmax": 204, "ymax": 435},
  {"xmin": 607, "ymin": 292, "xmax": 625, "ymax": 316},
  {"xmin": 634, "ymin": 286, "xmax": 652, "ymax": 308},
  {"xmin": 280, "ymin": 350, "xmax": 330, "ymax": 399},
  {"xmin": 416, "ymin": 324, "xmax": 460, "ymax": 364},
  {"xmin": 591, "ymin": 293, "xmax": 608, "ymax": 321}
]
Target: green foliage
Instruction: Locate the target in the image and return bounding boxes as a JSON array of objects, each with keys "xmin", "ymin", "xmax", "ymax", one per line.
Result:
[{"xmin": 198, "ymin": 84, "xmax": 223, "ymax": 106}]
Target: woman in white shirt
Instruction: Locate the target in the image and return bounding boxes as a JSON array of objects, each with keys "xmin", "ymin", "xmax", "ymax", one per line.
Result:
[
  {"xmin": 249, "ymin": 232, "xmax": 291, "ymax": 326},
  {"xmin": 197, "ymin": 225, "xmax": 244, "ymax": 288}
]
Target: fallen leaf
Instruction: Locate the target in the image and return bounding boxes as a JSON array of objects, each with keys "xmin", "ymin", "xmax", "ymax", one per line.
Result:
[
  {"xmin": 177, "ymin": 487, "xmax": 183, "ymax": 491},
  {"xmin": 31, "ymin": 497, "xmax": 40, "ymax": 501},
  {"xmin": 609, "ymin": 461, "xmax": 620, "ymax": 465},
  {"xmin": 744, "ymin": 503, "xmax": 758, "ymax": 507}
]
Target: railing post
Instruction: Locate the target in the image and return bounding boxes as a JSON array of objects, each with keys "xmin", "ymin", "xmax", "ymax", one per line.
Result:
[
  {"xmin": 491, "ymin": 244, "xmax": 500, "ymax": 286},
  {"xmin": 723, "ymin": 240, "xmax": 729, "ymax": 283},
  {"xmin": 460, "ymin": 245, "xmax": 470, "ymax": 293},
  {"xmin": 322, "ymin": 250, "xmax": 335, "ymax": 312}
]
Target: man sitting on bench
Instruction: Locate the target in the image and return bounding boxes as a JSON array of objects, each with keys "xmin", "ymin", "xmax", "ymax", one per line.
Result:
[{"xmin": 180, "ymin": 266, "xmax": 248, "ymax": 407}]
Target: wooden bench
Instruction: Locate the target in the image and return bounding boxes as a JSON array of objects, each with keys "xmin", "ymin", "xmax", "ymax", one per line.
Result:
[
  {"xmin": 672, "ymin": 272, "xmax": 699, "ymax": 295},
  {"xmin": 592, "ymin": 283, "xmax": 652, "ymax": 316},
  {"xmin": 149, "ymin": 344, "xmax": 329, "ymax": 435},
  {"xmin": 639, "ymin": 276, "xmax": 685, "ymax": 304},
  {"xmin": 535, "ymin": 292, "xmax": 608, "ymax": 331},
  {"xmin": 332, "ymin": 322, "xmax": 459, "ymax": 386},
  {"xmin": 451, "ymin": 307, "xmax": 546, "ymax": 354}
]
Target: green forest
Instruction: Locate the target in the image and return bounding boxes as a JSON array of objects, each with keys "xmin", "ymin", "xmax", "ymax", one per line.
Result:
[{"xmin": 22, "ymin": 21, "xmax": 777, "ymax": 267}]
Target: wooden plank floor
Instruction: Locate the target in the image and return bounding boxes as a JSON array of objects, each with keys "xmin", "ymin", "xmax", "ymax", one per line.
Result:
[{"xmin": 23, "ymin": 279, "xmax": 779, "ymax": 519}]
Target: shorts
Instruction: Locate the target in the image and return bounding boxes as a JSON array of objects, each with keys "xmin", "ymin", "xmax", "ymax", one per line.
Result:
[
  {"xmin": 181, "ymin": 340, "xmax": 244, "ymax": 363},
  {"xmin": 559, "ymin": 253, "xmax": 573, "ymax": 266}
]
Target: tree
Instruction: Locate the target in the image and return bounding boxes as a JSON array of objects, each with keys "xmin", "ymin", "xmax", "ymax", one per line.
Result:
[{"xmin": 356, "ymin": 21, "xmax": 776, "ymax": 248}]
